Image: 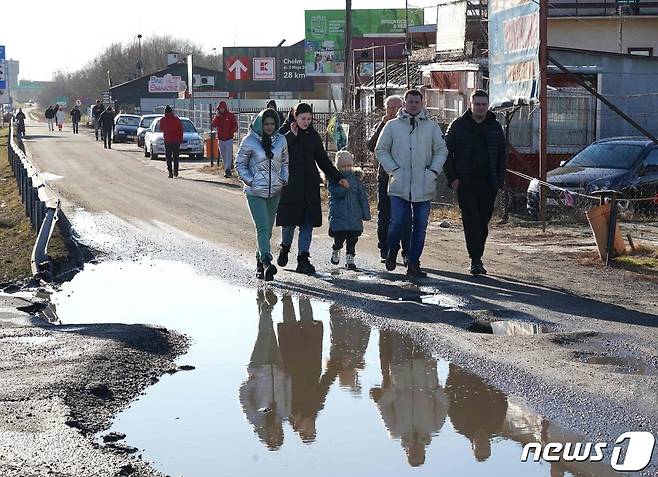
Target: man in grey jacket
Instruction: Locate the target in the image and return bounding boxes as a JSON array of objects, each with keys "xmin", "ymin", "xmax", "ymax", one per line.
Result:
[{"xmin": 375, "ymin": 90, "xmax": 448, "ymax": 277}]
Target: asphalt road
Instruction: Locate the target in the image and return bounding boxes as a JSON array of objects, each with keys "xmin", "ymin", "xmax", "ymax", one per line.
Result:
[{"xmin": 18, "ymin": 115, "xmax": 658, "ymax": 474}]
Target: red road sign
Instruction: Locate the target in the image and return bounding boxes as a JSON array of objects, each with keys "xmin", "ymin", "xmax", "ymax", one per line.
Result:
[{"xmin": 226, "ymin": 56, "xmax": 250, "ymax": 81}]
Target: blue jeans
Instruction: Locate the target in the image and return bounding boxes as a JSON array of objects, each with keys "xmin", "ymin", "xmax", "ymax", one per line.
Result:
[
  {"xmin": 387, "ymin": 197, "xmax": 431, "ymax": 265},
  {"xmin": 378, "ymin": 180, "xmax": 411, "ymax": 257},
  {"xmin": 281, "ymin": 213, "xmax": 313, "ymax": 254}
]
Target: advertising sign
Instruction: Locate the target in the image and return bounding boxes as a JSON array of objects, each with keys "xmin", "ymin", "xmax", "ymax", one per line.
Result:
[
  {"xmin": 223, "ymin": 46, "xmax": 313, "ymax": 92},
  {"xmin": 436, "ymin": 1, "xmax": 468, "ymax": 53},
  {"xmin": 304, "ymin": 9, "xmax": 424, "ymax": 76},
  {"xmin": 488, "ymin": 0, "xmax": 540, "ymax": 106},
  {"xmin": 148, "ymin": 74, "xmax": 187, "ymax": 93}
]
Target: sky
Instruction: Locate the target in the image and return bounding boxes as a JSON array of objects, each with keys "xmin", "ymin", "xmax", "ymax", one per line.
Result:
[{"xmin": 3, "ymin": 0, "xmax": 435, "ymax": 81}]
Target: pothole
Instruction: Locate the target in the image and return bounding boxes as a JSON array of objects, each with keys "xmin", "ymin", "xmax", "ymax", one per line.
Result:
[
  {"xmin": 464, "ymin": 309, "xmax": 553, "ymax": 336},
  {"xmin": 574, "ymin": 352, "xmax": 656, "ymax": 376}
]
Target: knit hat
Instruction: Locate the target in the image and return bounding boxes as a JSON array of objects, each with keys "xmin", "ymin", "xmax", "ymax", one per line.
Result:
[
  {"xmin": 335, "ymin": 150, "xmax": 354, "ymax": 169},
  {"xmin": 164, "ymin": 105, "xmax": 173, "ymax": 114}
]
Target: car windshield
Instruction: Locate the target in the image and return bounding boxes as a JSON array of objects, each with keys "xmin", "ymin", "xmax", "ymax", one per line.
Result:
[
  {"xmin": 116, "ymin": 116, "xmax": 140, "ymax": 126},
  {"xmin": 140, "ymin": 116, "xmax": 158, "ymax": 128},
  {"xmin": 567, "ymin": 143, "xmax": 644, "ymax": 169},
  {"xmin": 182, "ymin": 120, "xmax": 197, "ymax": 133}
]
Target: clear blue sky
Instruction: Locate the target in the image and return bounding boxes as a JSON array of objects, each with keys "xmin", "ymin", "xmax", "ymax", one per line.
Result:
[{"xmin": 3, "ymin": 0, "xmax": 435, "ymax": 80}]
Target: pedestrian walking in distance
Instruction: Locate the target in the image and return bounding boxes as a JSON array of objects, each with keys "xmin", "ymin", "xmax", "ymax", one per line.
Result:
[
  {"xmin": 14, "ymin": 109, "xmax": 26, "ymax": 138},
  {"xmin": 92, "ymin": 100, "xmax": 104, "ymax": 140},
  {"xmin": 98, "ymin": 106, "xmax": 115, "ymax": 149},
  {"xmin": 159, "ymin": 105, "xmax": 184, "ymax": 179},
  {"xmin": 367, "ymin": 95, "xmax": 411, "ymax": 264},
  {"xmin": 55, "ymin": 106, "xmax": 65, "ymax": 132},
  {"xmin": 236, "ymin": 108, "xmax": 289, "ymax": 281},
  {"xmin": 266, "ymin": 100, "xmax": 286, "ymax": 128},
  {"xmin": 375, "ymin": 89, "xmax": 448, "ymax": 278},
  {"xmin": 45, "ymin": 105, "xmax": 55, "ymax": 132},
  {"xmin": 211, "ymin": 101, "xmax": 238, "ymax": 178},
  {"xmin": 328, "ymin": 150, "xmax": 371, "ymax": 271},
  {"xmin": 444, "ymin": 89, "xmax": 506, "ymax": 275},
  {"xmin": 276, "ymin": 103, "xmax": 349, "ymax": 275},
  {"xmin": 70, "ymin": 105, "xmax": 81, "ymax": 134}
]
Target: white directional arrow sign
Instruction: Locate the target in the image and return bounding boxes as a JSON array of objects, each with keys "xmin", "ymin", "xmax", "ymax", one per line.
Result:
[{"xmin": 228, "ymin": 59, "xmax": 248, "ymax": 80}]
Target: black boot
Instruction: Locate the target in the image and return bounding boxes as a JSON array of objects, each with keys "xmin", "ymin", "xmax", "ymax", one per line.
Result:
[
  {"xmin": 277, "ymin": 244, "xmax": 291, "ymax": 267},
  {"xmin": 406, "ymin": 262, "xmax": 428, "ymax": 278},
  {"xmin": 385, "ymin": 248, "xmax": 399, "ymax": 271},
  {"xmin": 296, "ymin": 252, "xmax": 316, "ymax": 275},
  {"xmin": 256, "ymin": 259, "xmax": 264, "ymax": 280},
  {"xmin": 264, "ymin": 261, "xmax": 278, "ymax": 282}
]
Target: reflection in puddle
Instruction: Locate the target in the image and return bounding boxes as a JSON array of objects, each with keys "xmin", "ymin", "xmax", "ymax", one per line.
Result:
[{"xmin": 52, "ymin": 260, "xmax": 616, "ymax": 477}]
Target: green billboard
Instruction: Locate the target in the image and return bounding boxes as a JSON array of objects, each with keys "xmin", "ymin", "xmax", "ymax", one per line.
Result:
[{"xmin": 305, "ymin": 8, "xmax": 424, "ymax": 76}]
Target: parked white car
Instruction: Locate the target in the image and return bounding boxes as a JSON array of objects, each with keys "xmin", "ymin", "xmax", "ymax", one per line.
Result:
[
  {"xmin": 143, "ymin": 117, "xmax": 204, "ymax": 160},
  {"xmin": 137, "ymin": 114, "xmax": 163, "ymax": 147}
]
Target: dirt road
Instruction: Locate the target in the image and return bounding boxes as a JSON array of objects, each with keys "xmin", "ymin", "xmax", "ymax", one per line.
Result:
[{"xmin": 7, "ymin": 116, "xmax": 658, "ymax": 475}]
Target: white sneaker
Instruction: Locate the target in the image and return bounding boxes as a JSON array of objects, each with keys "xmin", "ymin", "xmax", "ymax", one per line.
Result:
[
  {"xmin": 331, "ymin": 249, "xmax": 340, "ymax": 265},
  {"xmin": 345, "ymin": 254, "xmax": 356, "ymax": 270}
]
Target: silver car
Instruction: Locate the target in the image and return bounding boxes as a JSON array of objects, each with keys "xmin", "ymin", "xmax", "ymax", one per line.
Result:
[{"xmin": 137, "ymin": 114, "xmax": 163, "ymax": 148}]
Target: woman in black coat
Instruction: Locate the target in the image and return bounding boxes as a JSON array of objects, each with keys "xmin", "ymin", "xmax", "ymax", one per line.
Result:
[{"xmin": 276, "ymin": 103, "xmax": 349, "ymax": 275}]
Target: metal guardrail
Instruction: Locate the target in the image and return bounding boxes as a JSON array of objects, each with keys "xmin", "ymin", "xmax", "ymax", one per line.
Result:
[{"xmin": 6, "ymin": 123, "xmax": 61, "ymax": 280}]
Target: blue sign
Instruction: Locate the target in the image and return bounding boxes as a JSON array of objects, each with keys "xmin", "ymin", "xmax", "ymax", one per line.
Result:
[
  {"xmin": 0, "ymin": 45, "xmax": 5, "ymax": 60},
  {"xmin": 488, "ymin": 0, "xmax": 540, "ymax": 107},
  {"xmin": 0, "ymin": 46, "xmax": 6, "ymax": 90}
]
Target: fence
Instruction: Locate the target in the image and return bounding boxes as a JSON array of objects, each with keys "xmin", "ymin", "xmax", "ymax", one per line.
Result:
[{"xmin": 6, "ymin": 124, "xmax": 61, "ymax": 279}]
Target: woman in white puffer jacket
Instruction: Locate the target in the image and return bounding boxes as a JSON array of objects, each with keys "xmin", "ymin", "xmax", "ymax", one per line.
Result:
[{"xmin": 236, "ymin": 108, "xmax": 289, "ymax": 281}]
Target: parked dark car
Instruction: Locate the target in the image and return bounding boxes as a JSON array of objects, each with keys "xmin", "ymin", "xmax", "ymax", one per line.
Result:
[
  {"xmin": 112, "ymin": 114, "xmax": 141, "ymax": 143},
  {"xmin": 527, "ymin": 137, "xmax": 658, "ymax": 216},
  {"xmin": 136, "ymin": 114, "xmax": 163, "ymax": 147}
]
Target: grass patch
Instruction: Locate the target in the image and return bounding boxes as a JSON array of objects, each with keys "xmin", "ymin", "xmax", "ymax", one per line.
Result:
[
  {"xmin": 615, "ymin": 242, "xmax": 658, "ymax": 271},
  {"xmin": 0, "ymin": 127, "xmax": 67, "ymax": 282}
]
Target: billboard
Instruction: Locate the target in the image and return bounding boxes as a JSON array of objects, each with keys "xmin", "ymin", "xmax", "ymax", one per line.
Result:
[
  {"xmin": 148, "ymin": 74, "xmax": 187, "ymax": 93},
  {"xmin": 488, "ymin": 0, "xmax": 540, "ymax": 107},
  {"xmin": 305, "ymin": 9, "xmax": 424, "ymax": 76},
  {"xmin": 436, "ymin": 1, "xmax": 468, "ymax": 53},
  {"xmin": 223, "ymin": 46, "xmax": 313, "ymax": 92}
]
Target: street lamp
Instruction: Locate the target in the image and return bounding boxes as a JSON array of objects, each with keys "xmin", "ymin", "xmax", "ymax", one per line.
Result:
[{"xmin": 136, "ymin": 34, "xmax": 143, "ymax": 77}]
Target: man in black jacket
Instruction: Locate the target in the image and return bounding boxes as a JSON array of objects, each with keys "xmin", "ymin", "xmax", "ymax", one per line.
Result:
[
  {"xmin": 444, "ymin": 89, "xmax": 506, "ymax": 275},
  {"xmin": 70, "ymin": 105, "xmax": 82, "ymax": 134},
  {"xmin": 367, "ymin": 95, "xmax": 411, "ymax": 263},
  {"xmin": 45, "ymin": 106, "xmax": 55, "ymax": 131},
  {"xmin": 98, "ymin": 106, "xmax": 115, "ymax": 149},
  {"xmin": 91, "ymin": 100, "xmax": 104, "ymax": 140}
]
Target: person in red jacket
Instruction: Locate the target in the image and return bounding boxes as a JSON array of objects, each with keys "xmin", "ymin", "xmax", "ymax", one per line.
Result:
[
  {"xmin": 211, "ymin": 101, "xmax": 238, "ymax": 178},
  {"xmin": 159, "ymin": 105, "xmax": 184, "ymax": 178}
]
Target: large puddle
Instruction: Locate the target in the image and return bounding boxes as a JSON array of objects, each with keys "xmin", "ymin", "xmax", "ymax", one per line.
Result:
[{"xmin": 51, "ymin": 260, "xmax": 616, "ymax": 477}]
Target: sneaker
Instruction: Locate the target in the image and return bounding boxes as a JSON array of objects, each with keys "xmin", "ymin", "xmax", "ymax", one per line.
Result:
[
  {"xmin": 402, "ymin": 251, "xmax": 409, "ymax": 268},
  {"xmin": 406, "ymin": 262, "xmax": 428, "ymax": 278},
  {"xmin": 296, "ymin": 252, "xmax": 316, "ymax": 275},
  {"xmin": 379, "ymin": 248, "xmax": 387, "ymax": 261},
  {"xmin": 385, "ymin": 249, "xmax": 398, "ymax": 271},
  {"xmin": 277, "ymin": 244, "xmax": 290, "ymax": 267},
  {"xmin": 345, "ymin": 254, "xmax": 356, "ymax": 271},
  {"xmin": 331, "ymin": 249, "xmax": 340, "ymax": 265},
  {"xmin": 174, "ymin": 172, "xmax": 178, "ymax": 178},
  {"xmin": 264, "ymin": 263, "xmax": 278, "ymax": 282},
  {"xmin": 256, "ymin": 260, "xmax": 264, "ymax": 280},
  {"xmin": 470, "ymin": 260, "xmax": 486, "ymax": 276},
  {"xmin": 168, "ymin": 172, "xmax": 173, "ymax": 178}
]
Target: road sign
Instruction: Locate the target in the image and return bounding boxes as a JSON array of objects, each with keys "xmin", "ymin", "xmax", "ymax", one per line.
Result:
[
  {"xmin": 0, "ymin": 87, "xmax": 10, "ymax": 105},
  {"xmin": 227, "ymin": 57, "xmax": 249, "ymax": 81},
  {"xmin": 253, "ymin": 57, "xmax": 276, "ymax": 81},
  {"xmin": 0, "ymin": 60, "xmax": 6, "ymax": 90},
  {"xmin": 0, "ymin": 46, "xmax": 5, "ymax": 60},
  {"xmin": 223, "ymin": 46, "xmax": 313, "ymax": 92},
  {"xmin": 75, "ymin": 99, "xmax": 82, "ymax": 106},
  {"xmin": 55, "ymin": 96, "xmax": 68, "ymax": 107}
]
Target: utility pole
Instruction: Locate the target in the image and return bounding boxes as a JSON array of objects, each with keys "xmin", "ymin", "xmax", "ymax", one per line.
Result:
[
  {"xmin": 405, "ymin": 0, "xmax": 410, "ymax": 89},
  {"xmin": 343, "ymin": 0, "xmax": 353, "ymax": 110},
  {"xmin": 539, "ymin": 0, "xmax": 548, "ymax": 231}
]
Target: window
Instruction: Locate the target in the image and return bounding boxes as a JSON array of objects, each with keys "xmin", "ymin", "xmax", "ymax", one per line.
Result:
[
  {"xmin": 567, "ymin": 143, "xmax": 643, "ymax": 169},
  {"xmin": 642, "ymin": 149, "xmax": 658, "ymax": 173},
  {"xmin": 628, "ymin": 48, "xmax": 653, "ymax": 57}
]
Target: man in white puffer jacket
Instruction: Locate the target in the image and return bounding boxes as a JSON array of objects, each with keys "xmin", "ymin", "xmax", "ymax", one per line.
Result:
[{"xmin": 375, "ymin": 89, "xmax": 448, "ymax": 277}]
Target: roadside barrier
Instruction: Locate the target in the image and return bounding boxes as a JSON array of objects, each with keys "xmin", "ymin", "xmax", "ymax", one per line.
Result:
[{"xmin": 6, "ymin": 124, "xmax": 61, "ymax": 280}]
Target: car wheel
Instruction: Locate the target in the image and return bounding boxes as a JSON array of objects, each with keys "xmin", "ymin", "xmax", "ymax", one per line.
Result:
[
  {"xmin": 144, "ymin": 145, "xmax": 150, "ymax": 157},
  {"xmin": 150, "ymin": 146, "xmax": 158, "ymax": 161}
]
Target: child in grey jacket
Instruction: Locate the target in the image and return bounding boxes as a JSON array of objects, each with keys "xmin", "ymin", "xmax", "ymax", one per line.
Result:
[{"xmin": 328, "ymin": 150, "xmax": 371, "ymax": 270}]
